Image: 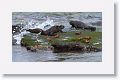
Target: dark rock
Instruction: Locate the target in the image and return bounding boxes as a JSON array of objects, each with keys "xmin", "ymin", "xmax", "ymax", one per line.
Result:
[
  {"xmin": 26, "ymin": 46, "xmax": 37, "ymax": 52},
  {"xmin": 51, "ymin": 42, "xmax": 101, "ymax": 53},
  {"xmin": 69, "ymin": 20, "xmax": 96, "ymax": 31},
  {"xmin": 26, "ymin": 28, "xmax": 43, "ymax": 34},
  {"xmin": 26, "ymin": 46, "xmax": 31, "ymax": 50},
  {"xmin": 69, "ymin": 20, "xmax": 87, "ymax": 29},
  {"xmin": 20, "ymin": 40, "xmax": 26, "ymax": 47},
  {"xmin": 51, "ymin": 43, "xmax": 84, "ymax": 53},
  {"xmin": 41, "ymin": 25, "xmax": 64, "ymax": 36},
  {"xmin": 30, "ymin": 46, "xmax": 37, "ymax": 52},
  {"xmin": 26, "ymin": 25, "xmax": 64, "ymax": 36},
  {"xmin": 12, "ymin": 24, "xmax": 24, "ymax": 34}
]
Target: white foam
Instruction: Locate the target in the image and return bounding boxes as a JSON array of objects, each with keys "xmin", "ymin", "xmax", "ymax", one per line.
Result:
[
  {"xmin": 25, "ymin": 18, "xmax": 54, "ymax": 30},
  {"xmin": 13, "ymin": 31, "xmax": 30, "ymax": 44},
  {"xmin": 13, "ymin": 18, "xmax": 54, "ymax": 44}
]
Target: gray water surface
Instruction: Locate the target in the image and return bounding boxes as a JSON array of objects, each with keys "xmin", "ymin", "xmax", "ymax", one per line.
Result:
[{"xmin": 12, "ymin": 45, "xmax": 102, "ymax": 62}]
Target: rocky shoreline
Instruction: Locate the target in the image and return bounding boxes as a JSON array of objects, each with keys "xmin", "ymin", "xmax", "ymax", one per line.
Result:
[
  {"xmin": 51, "ymin": 43, "xmax": 101, "ymax": 53},
  {"xmin": 12, "ymin": 20, "xmax": 102, "ymax": 53},
  {"xmin": 20, "ymin": 41, "xmax": 102, "ymax": 53}
]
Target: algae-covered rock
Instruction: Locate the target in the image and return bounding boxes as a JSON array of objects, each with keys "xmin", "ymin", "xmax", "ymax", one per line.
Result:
[
  {"xmin": 20, "ymin": 29, "xmax": 102, "ymax": 53},
  {"xmin": 51, "ymin": 42, "xmax": 101, "ymax": 53},
  {"xmin": 51, "ymin": 42, "xmax": 84, "ymax": 53},
  {"xmin": 21, "ymin": 36, "xmax": 39, "ymax": 47}
]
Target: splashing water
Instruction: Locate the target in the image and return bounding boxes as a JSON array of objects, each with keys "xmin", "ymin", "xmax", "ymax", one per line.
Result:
[
  {"xmin": 13, "ymin": 18, "xmax": 54, "ymax": 44},
  {"xmin": 13, "ymin": 31, "xmax": 30, "ymax": 44},
  {"xmin": 25, "ymin": 18, "xmax": 54, "ymax": 30}
]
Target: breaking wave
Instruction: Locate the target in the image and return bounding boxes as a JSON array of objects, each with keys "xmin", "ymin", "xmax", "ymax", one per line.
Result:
[{"xmin": 13, "ymin": 18, "xmax": 54, "ymax": 44}]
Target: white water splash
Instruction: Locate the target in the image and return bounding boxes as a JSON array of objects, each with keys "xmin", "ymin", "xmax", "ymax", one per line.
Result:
[
  {"xmin": 13, "ymin": 31, "xmax": 30, "ymax": 44},
  {"xmin": 25, "ymin": 18, "xmax": 54, "ymax": 30},
  {"xmin": 13, "ymin": 18, "xmax": 54, "ymax": 44}
]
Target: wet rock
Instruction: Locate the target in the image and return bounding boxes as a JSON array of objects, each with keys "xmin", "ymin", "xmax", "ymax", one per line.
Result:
[
  {"xmin": 20, "ymin": 36, "xmax": 38, "ymax": 47},
  {"xmin": 51, "ymin": 43, "xmax": 84, "ymax": 53},
  {"xmin": 26, "ymin": 25, "xmax": 64, "ymax": 36},
  {"xmin": 21, "ymin": 40, "xmax": 26, "ymax": 47},
  {"xmin": 30, "ymin": 46, "xmax": 37, "ymax": 52},
  {"xmin": 26, "ymin": 46, "xmax": 31, "ymax": 50},
  {"xmin": 12, "ymin": 24, "xmax": 24, "ymax": 34},
  {"xmin": 51, "ymin": 42, "xmax": 101, "ymax": 53},
  {"xmin": 41, "ymin": 25, "xmax": 64, "ymax": 36},
  {"xmin": 23, "ymin": 33, "xmax": 39, "ymax": 40},
  {"xmin": 26, "ymin": 46, "xmax": 37, "ymax": 52},
  {"xmin": 69, "ymin": 20, "xmax": 87, "ymax": 29},
  {"xmin": 69, "ymin": 20, "xmax": 96, "ymax": 31},
  {"xmin": 26, "ymin": 28, "xmax": 43, "ymax": 34}
]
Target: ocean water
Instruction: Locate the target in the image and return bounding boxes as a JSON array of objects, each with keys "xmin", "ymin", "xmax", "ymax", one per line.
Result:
[
  {"xmin": 12, "ymin": 45, "xmax": 102, "ymax": 62},
  {"xmin": 12, "ymin": 12, "xmax": 102, "ymax": 62}
]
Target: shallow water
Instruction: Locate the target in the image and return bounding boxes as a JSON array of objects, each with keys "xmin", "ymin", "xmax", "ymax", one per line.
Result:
[{"xmin": 12, "ymin": 45, "xmax": 102, "ymax": 62}]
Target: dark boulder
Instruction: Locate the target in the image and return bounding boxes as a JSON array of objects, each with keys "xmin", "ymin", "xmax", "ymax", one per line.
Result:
[
  {"xmin": 26, "ymin": 46, "xmax": 37, "ymax": 52},
  {"xmin": 26, "ymin": 46, "xmax": 31, "ymax": 50},
  {"xmin": 41, "ymin": 25, "xmax": 64, "ymax": 36},
  {"xmin": 51, "ymin": 42, "xmax": 101, "ymax": 53},
  {"xmin": 51, "ymin": 43, "xmax": 84, "ymax": 53},
  {"xmin": 69, "ymin": 20, "xmax": 96, "ymax": 31},
  {"xmin": 30, "ymin": 46, "xmax": 37, "ymax": 52},
  {"xmin": 26, "ymin": 25, "xmax": 64, "ymax": 36},
  {"xmin": 21, "ymin": 40, "xmax": 27, "ymax": 47},
  {"xmin": 69, "ymin": 20, "xmax": 87, "ymax": 29},
  {"xmin": 26, "ymin": 28, "xmax": 43, "ymax": 34}
]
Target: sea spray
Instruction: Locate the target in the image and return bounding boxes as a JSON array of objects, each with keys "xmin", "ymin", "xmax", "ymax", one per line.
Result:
[
  {"xmin": 25, "ymin": 18, "xmax": 54, "ymax": 30},
  {"xmin": 13, "ymin": 18, "xmax": 54, "ymax": 44}
]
